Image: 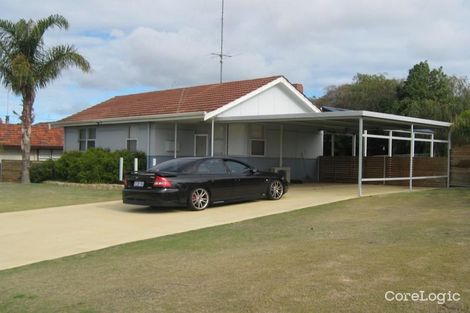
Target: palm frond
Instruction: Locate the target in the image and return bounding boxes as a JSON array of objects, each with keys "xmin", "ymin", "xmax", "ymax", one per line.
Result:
[
  {"xmin": 31, "ymin": 15, "xmax": 69, "ymax": 50},
  {"xmin": 37, "ymin": 44, "xmax": 91, "ymax": 88}
]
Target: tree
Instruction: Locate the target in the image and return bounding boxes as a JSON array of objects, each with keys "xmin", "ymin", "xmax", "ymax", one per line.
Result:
[
  {"xmin": 396, "ymin": 61, "xmax": 459, "ymax": 121},
  {"xmin": 452, "ymin": 109, "xmax": 470, "ymax": 144},
  {"xmin": 314, "ymin": 74, "xmax": 400, "ymax": 113},
  {"xmin": 0, "ymin": 14, "xmax": 90, "ymax": 183}
]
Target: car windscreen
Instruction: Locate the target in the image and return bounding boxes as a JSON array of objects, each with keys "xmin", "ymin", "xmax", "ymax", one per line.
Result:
[{"xmin": 148, "ymin": 159, "xmax": 196, "ymax": 173}]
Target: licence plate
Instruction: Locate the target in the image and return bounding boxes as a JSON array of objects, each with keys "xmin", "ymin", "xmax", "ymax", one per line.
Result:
[{"xmin": 133, "ymin": 181, "xmax": 145, "ymax": 187}]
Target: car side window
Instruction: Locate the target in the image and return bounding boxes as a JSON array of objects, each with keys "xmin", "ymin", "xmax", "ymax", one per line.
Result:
[
  {"xmin": 197, "ymin": 159, "xmax": 227, "ymax": 174},
  {"xmin": 224, "ymin": 160, "xmax": 251, "ymax": 174}
]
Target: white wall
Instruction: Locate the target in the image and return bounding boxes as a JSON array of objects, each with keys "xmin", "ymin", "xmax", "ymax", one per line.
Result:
[{"xmin": 218, "ymin": 83, "xmax": 314, "ymax": 118}]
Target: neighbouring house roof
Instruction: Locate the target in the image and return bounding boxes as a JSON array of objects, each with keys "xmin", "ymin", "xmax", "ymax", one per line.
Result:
[
  {"xmin": 0, "ymin": 123, "xmax": 64, "ymax": 149},
  {"xmin": 58, "ymin": 75, "xmax": 318, "ymax": 125}
]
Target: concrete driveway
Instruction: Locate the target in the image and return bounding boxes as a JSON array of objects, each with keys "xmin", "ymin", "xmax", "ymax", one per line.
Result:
[{"xmin": 0, "ymin": 184, "xmax": 424, "ymax": 270}]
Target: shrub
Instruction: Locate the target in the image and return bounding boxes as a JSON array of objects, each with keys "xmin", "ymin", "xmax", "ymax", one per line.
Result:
[
  {"xmin": 30, "ymin": 148, "xmax": 147, "ymax": 184},
  {"xmin": 30, "ymin": 159, "xmax": 56, "ymax": 183}
]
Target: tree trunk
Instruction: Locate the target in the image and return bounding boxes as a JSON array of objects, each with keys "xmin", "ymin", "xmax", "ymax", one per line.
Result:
[{"xmin": 20, "ymin": 89, "xmax": 35, "ymax": 184}]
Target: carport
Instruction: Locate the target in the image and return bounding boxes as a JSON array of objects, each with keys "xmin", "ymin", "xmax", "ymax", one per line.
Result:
[{"xmin": 214, "ymin": 111, "xmax": 452, "ymax": 196}]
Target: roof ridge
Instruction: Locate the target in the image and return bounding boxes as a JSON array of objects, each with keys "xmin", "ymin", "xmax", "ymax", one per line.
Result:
[{"xmin": 112, "ymin": 75, "xmax": 283, "ymax": 99}]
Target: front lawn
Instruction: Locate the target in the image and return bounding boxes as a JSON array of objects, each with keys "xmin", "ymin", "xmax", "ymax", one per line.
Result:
[
  {"xmin": 0, "ymin": 183, "xmax": 122, "ymax": 213},
  {"xmin": 0, "ymin": 189, "xmax": 469, "ymax": 312}
]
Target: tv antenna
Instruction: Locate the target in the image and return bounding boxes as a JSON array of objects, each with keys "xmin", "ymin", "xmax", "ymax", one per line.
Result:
[{"xmin": 211, "ymin": 0, "xmax": 231, "ymax": 83}]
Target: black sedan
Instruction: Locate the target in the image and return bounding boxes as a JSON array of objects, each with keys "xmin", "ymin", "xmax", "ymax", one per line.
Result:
[{"xmin": 123, "ymin": 157, "xmax": 288, "ymax": 210}]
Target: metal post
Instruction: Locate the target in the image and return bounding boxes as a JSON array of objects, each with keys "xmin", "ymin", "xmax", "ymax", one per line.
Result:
[
  {"xmin": 134, "ymin": 158, "xmax": 138, "ymax": 172},
  {"xmin": 331, "ymin": 134, "xmax": 335, "ymax": 156},
  {"xmin": 352, "ymin": 135, "xmax": 356, "ymax": 156},
  {"xmin": 388, "ymin": 131, "xmax": 393, "ymax": 157},
  {"xmin": 409, "ymin": 124, "xmax": 414, "ymax": 191},
  {"xmin": 174, "ymin": 122, "xmax": 178, "ymax": 158},
  {"xmin": 364, "ymin": 130, "xmax": 368, "ymax": 157},
  {"xmin": 430, "ymin": 133, "xmax": 434, "ymax": 158},
  {"xmin": 147, "ymin": 122, "xmax": 151, "ymax": 169},
  {"xmin": 279, "ymin": 124, "xmax": 284, "ymax": 167},
  {"xmin": 211, "ymin": 119, "xmax": 215, "ymax": 157},
  {"xmin": 119, "ymin": 157, "xmax": 124, "ymax": 181},
  {"xmin": 358, "ymin": 118, "xmax": 363, "ymax": 197},
  {"xmin": 447, "ymin": 130, "xmax": 451, "ymax": 188}
]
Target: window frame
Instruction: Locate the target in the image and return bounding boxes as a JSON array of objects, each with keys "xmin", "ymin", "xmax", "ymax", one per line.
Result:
[
  {"xmin": 248, "ymin": 138, "xmax": 266, "ymax": 157},
  {"xmin": 78, "ymin": 128, "xmax": 97, "ymax": 151}
]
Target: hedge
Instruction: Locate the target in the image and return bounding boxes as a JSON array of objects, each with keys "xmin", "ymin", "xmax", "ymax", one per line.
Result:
[{"xmin": 30, "ymin": 148, "xmax": 146, "ymax": 184}]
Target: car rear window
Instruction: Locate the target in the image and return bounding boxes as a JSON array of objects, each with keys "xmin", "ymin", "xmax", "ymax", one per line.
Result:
[{"xmin": 149, "ymin": 159, "xmax": 196, "ymax": 173}]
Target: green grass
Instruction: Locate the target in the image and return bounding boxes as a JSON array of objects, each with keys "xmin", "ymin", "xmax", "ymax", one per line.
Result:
[
  {"xmin": 0, "ymin": 189, "xmax": 469, "ymax": 312},
  {"xmin": 0, "ymin": 183, "xmax": 122, "ymax": 213}
]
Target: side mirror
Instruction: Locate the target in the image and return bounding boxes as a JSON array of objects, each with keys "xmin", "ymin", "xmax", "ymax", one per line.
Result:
[{"xmin": 250, "ymin": 168, "xmax": 258, "ymax": 174}]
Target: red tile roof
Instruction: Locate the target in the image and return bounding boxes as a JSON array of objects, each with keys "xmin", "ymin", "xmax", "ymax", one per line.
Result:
[
  {"xmin": 60, "ymin": 76, "xmax": 283, "ymax": 123},
  {"xmin": 0, "ymin": 123, "xmax": 63, "ymax": 149}
]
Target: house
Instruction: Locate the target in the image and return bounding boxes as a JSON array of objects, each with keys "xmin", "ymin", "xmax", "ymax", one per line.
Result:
[
  {"xmin": 56, "ymin": 75, "xmax": 452, "ymax": 193},
  {"xmin": 57, "ymin": 76, "xmax": 323, "ymax": 181},
  {"xmin": 0, "ymin": 123, "xmax": 64, "ymax": 163}
]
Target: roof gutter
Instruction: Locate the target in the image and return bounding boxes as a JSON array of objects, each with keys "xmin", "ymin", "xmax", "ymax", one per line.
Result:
[{"xmin": 52, "ymin": 111, "xmax": 207, "ymax": 127}]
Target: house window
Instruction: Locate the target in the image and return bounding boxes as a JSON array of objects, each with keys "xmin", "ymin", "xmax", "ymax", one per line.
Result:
[
  {"xmin": 79, "ymin": 128, "xmax": 96, "ymax": 151},
  {"xmin": 127, "ymin": 139, "xmax": 137, "ymax": 152},
  {"xmin": 249, "ymin": 139, "xmax": 265, "ymax": 156},
  {"xmin": 127, "ymin": 126, "xmax": 138, "ymax": 152},
  {"xmin": 248, "ymin": 124, "xmax": 265, "ymax": 156}
]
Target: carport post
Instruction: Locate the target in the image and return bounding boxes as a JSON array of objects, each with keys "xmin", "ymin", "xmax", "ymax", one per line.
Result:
[
  {"xmin": 352, "ymin": 135, "xmax": 356, "ymax": 156},
  {"xmin": 388, "ymin": 131, "xmax": 393, "ymax": 157},
  {"xmin": 174, "ymin": 122, "xmax": 178, "ymax": 158},
  {"xmin": 331, "ymin": 134, "xmax": 335, "ymax": 156},
  {"xmin": 279, "ymin": 124, "xmax": 284, "ymax": 167},
  {"xmin": 447, "ymin": 130, "xmax": 451, "ymax": 188},
  {"xmin": 364, "ymin": 130, "xmax": 368, "ymax": 157},
  {"xmin": 430, "ymin": 133, "xmax": 434, "ymax": 158},
  {"xmin": 358, "ymin": 118, "xmax": 363, "ymax": 197},
  {"xmin": 211, "ymin": 118, "xmax": 215, "ymax": 157},
  {"xmin": 409, "ymin": 124, "xmax": 415, "ymax": 191}
]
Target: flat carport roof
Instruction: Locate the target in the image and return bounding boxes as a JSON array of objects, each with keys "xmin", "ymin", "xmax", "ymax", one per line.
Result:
[
  {"xmin": 214, "ymin": 110, "xmax": 451, "ymax": 132},
  {"xmin": 213, "ymin": 111, "xmax": 453, "ymax": 196}
]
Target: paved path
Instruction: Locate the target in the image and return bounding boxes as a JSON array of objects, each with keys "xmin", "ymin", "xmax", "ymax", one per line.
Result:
[{"xmin": 0, "ymin": 184, "xmax": 424, "ymax": 270}]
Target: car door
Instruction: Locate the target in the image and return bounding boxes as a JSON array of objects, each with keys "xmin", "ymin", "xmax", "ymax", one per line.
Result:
[
  {"xmin": 195, "ymin": 159, "xmax": 234, "ymax": 202},
  {"xmin": 224, "ymin": 159, "xmax": 266, "ymax": 199}
]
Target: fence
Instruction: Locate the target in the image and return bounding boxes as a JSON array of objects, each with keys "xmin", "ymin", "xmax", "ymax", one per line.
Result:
[
  {"xmin": 319, "ymin": 156, "xmax": 447, "ymax": 187},
  {"xmin": 451, "ymin": 144, "xmax": 470, "ymax": 187}
]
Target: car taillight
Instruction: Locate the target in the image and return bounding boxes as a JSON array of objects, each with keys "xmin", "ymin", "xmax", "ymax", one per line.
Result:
[{"xmin": 153, "ymin": 176, "xmax": 172, "ymax": 188}]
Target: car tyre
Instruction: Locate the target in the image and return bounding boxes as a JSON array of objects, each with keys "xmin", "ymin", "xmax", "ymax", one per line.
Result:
[
  {"xmin": 188, "ymin": 187, "xmax": 210, "ymax": 211},
  {"xmin": 267, "ymin": 180, "xmax": 284, "ymax": 200}
]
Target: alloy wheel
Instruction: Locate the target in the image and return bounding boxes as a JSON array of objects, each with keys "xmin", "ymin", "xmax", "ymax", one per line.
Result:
[{"xmin": 191, "ymin": 188, "xmax": 209, "ymax": 210}]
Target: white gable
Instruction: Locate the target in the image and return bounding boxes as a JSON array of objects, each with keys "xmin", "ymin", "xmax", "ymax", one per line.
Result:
[{"xmin": 205, "ymin": 77, "xmax": 320, "ymax": 120}]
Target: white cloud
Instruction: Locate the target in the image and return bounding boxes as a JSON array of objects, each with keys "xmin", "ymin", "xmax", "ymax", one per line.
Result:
[{"xmin": 0, "ymin": 0, "xmax": 469, "ymax": 122}]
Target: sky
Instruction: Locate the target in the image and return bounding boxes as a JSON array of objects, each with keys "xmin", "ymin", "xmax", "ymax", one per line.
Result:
[{"xmin": 1, "ymin": 0, "xmax": 470, "ymax": 124}]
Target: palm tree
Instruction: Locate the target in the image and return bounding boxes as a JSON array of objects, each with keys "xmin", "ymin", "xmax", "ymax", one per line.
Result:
[{"xmin": 0, "ymin": 14, "xmax": 90, "ymax": 183}]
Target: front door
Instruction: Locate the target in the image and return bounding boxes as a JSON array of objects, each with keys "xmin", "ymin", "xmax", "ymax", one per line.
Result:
[{"xmin": 194, "ymin": 134, "xmax": 208, "ymax": 157}]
